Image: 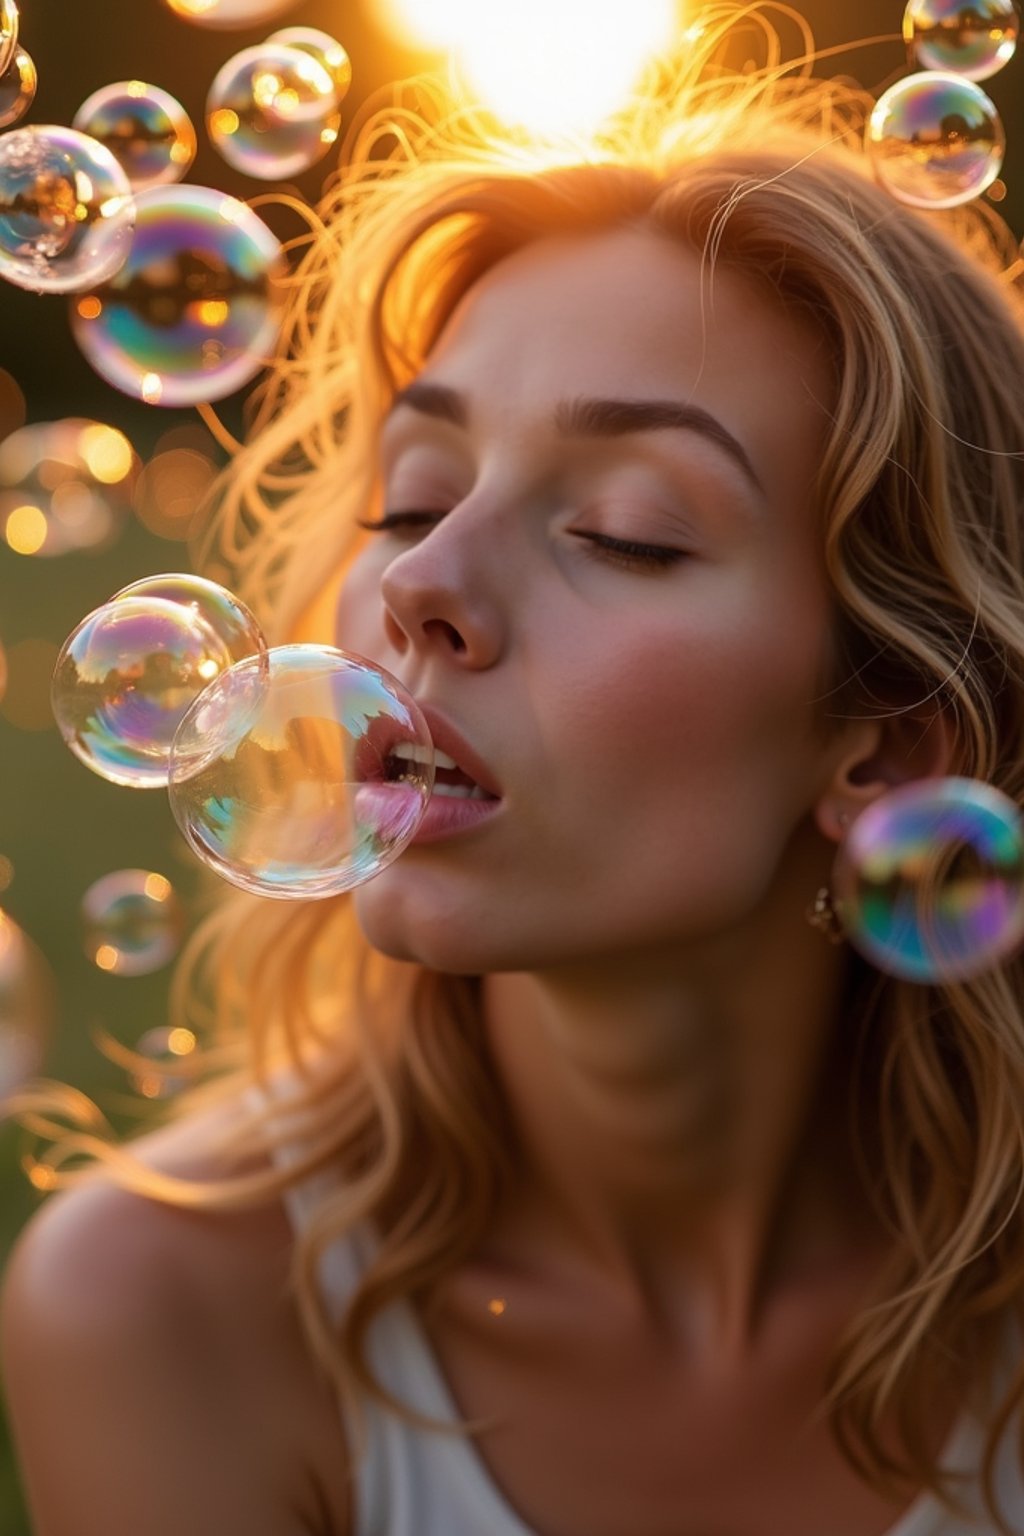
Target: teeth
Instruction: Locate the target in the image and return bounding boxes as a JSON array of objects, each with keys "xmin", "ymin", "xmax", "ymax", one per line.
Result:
[
  {"xmin": 392, "ymin": 742, "xmax": 459, "ymax": 770},
  {"xmin": 431, "ymin": 783, "xmax": 491, "ymax": 800}
]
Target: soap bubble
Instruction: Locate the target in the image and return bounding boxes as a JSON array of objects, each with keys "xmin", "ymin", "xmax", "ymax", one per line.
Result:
[
  {"xmin": 0, "ymin": 419, "xmax": 139, "ymax": 557},
  {"xmin": 73, "ymin": 81, "xmax": 197, "ymax": 190},
  {"xmin": 0, "ymin": 46, "xmax": 36, "ymax": 130},
  {"xmin": 52, "ymin": 597, "xmax": 235, "ymax": 787},
  {"xmin": 127, "ymin": 1025, "xmax": 197, "ymax": 1099},
  {"xmin": 0, "ymin": 126, "xmax": 136, "ymax": 294},
  {"xmin": 167, "ymin": 644, "xmax": 434, "ymax": 898},
  {"xmin": 0, "ymin": 0, "xmax": 18, "ymax": 79},
  {"xmin": 111, "ymin": 574, "xmax": 266, "ymax": 669},
  {"xmin": 81, "ymin": 869, "xmax": 185, "ymax": 976},
  {"xmin": 0, "ymin": 911, "xmax": 53, "ymax": 1102},
  {"xmin": 904, "ymin": 0, "xmax": 1019, "ymax": 81},
  {"xmin": 866, "ymin": 72, "xmax": 1005, "ymax": 208},
  {"xmin": 832, "ymin": 777, "xmax": 1024, "ymax": 983},
  {"xmin": 265, "ymin": 27, "xmax": 353, "ymax": 99},
  {"xmin": 206, "ymin": 43, "xmax": 341, "ymax": 180},
  {"xmin": 69, "ymin": 184, "xmax": 287, "ymax": 406},
  {"xmin": 163, "ymin": 0, "xmax": 301, "ymax": 28}
]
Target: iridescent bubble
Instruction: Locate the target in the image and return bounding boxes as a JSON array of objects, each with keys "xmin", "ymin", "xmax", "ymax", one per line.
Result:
[
  {"xmin": 0, "ymin": 46, "xmax": 36, "ymax": 130},
  {"xmin": 265, "ymin": 27, "xmax": 353, "ymax": 100},
  {"xmin": 904, "ymin": 0, "xmax": 1019, "ymax": 81},
  {"xmin": 163, "ymin": 0, "xmax": 301, "ymax": 28},
  {"xmin": 866, "ymin": 72, "xmax": 1005, "ymax": 208},
  {"xmin": 51, "ymin": 596, "xmax": 235, "ymax": 787},
  {"xmin": 167, "ymin": 644, "xmax": 434, "ymax": 898},
  {"xmin": 69, "ymin": 184, "xmax": 288, "ymax": 406},
  {"xmin": 127, "ymin": 1025, "xmax": 197, "ymax": 1099},
  {"xmin": 0, "ymin": 126, "xmax": 135, "ymax": 294},
  {"xmin": 73, "ymin": 81, "xmax": 197, "ymax": 190},
  {"xmin": 81, "ymin": 869, "xmax": 185, "ymax": 975},
  {"xmin": 0, "ymin": 419, "xmax": 139, "ymax": 557},
  {"xmin": 0, "ymin": 911, "xmax": 53, "ymax": 1102},
  {"xmin": 111, "ymin": 573, "xmax": 266, "ymax": 670},
  {"xmin": 832, "ymin": 777, "xmax": 1024, "ymax": 983},
  {"xmin": 206, "ymin": 43, "xmax": 341, "ymax": 180},
  {"xmin": 0, "ymin": 0, "xmax": 18, "ymax": 79}
]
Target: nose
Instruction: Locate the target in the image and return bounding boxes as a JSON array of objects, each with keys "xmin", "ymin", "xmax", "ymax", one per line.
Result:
[{"xmin": 378, "ymin": 506, "xmax": 506, "ymax": 669}]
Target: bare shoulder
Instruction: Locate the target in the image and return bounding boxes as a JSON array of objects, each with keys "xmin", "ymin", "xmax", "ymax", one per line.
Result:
[{"xmin": 1, "ymin": 1094, "xmax": 353, "ymax": 1536}]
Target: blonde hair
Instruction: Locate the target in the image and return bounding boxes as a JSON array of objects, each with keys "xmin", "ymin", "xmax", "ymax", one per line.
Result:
[{"xmin": 10, "ymin": 4, "xmax": 1024, "ymax": 1527}]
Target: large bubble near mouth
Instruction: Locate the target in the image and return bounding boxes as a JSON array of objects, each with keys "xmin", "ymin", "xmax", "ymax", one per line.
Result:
[
  {"xmin": 832, "ymin": 777, "xmax": 1024, "ymax": 983},
  {"xmin": 167, "ymin": 644, "xmax": 434, "ymax": 898}
]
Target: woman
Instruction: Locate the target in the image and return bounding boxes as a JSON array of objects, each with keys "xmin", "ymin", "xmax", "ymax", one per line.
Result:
[{"xmin": 3, "ymin": 7, "xmax": 1024, "ymax": 1533}]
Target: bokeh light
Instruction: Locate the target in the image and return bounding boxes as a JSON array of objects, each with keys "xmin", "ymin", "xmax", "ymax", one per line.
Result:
[
  {"xmin": 0, "ymin": 910, "xmax": 53, "ymax": 1101},
  {"xmin": 167, "ymin": 644, "xmax": 434, "ymax": 898},
  {"xmin": 378, "ymin": 0, "xmax": 679, "ymax": 135},
  {"xmin": 0, "ymin": 125, "xmax": 136, "ymax": 294},
  {"xmin": 266, "ymin": 27, "xmax": 353, "ymax": 99},
  {"xmin": 133, "ymin": 443, "xmax": 219, "ymax": 541},
  {"xmin": 73, "ymin": 81, "xmax": 197, "ymax": 190},
  {"xmin": 0, "ymin": 419, "xmax": 139, "ymax": 557},
  {"xmin": 163, "ymin": 0, "xmax": 301, "ymax": 28},
  {"xmin": 833, "ymin": 777, "xmax": 1024, "ymax": 983},
  {"xmin": 0, "ymin": 46, "xmax": 37, "ymax": 130},
  {"xmin": 81, "ymin": 868, "xmax": 185, "ymax": 976},
  {"xmin": 206, "ymin": 42, "xmax": 342, "ymax": 179},
  {"xmin": 69, "ymin": 184, "xmax": 288, "ymax": 406},
  {"xmin": 904, "ymin": 0, "xmax": 1019, "ymax": 81},
  {"xmin": 866, "ymin": 71, "xmax": 1005, "ymax": 207},
  {"xmin": 127, "ymin": 1025, "xmax": 197, "ymax": 1098}
]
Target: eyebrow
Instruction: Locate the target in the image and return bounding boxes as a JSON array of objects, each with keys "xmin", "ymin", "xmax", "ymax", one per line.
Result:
[{"xmin": 386, "ymin": 380, "xmax": 765, "ymax": 497}]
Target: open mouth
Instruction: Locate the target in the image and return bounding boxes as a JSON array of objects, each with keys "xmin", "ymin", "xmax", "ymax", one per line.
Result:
[{"xmin": 384, "ymin": 742, "xmax": 498, "ymax": 801}]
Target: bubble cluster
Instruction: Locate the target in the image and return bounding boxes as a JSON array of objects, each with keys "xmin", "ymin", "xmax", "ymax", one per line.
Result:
[
  {"xmin": 0, "ymin": 0, "xmax": 18, "ymax": 79},
  {"xmin": 0, "ymin": 419, "xmax": 139, "ymax": 557},
  {"xmin": 833, "ymin": 777, "xmax": 1024, "ymax": 983},
  {"xmin": 206, "ymin": 42, "xmax": 341, "ymax": 179},
  {"xmin": 70, "ymin": 184, "xmax": 287, "ymax": 406},
  {"xmin": 0, "ymin": 911, "xmax": 52, "ymax": 1101},
  {"xmin": 266, "ymin": 27, "xmax": 353, "ymax": 99},
  {"xmin": 0, "ymin": 126, "xmax": 136, "ymax": 294},
  {"xmin": 904, "ymin": 0, "xmax": 1019, "ymax": 81},
  {"xmin": 866, "ymin": 72, "xmax": 1005, "ymax": 208},
  {"xmin": 167, "ymin": 644, "xmax": 434, "ymax": 898},
  {"xmin": 163, "ymin": 0, "xmax": 302, "ymax": 28},
  {"xmin": 73, "ymin": 81, "xmax": 197, "ymax": 190},
  {"xmin": 0, "ymin": 45, "xmax": 36, "ymax": 130},
  {"xmin": 81, "ymin": 869, "xmax": 185, "ymax": 975},
  {"xmin": 52, "ymin": 575, "xmax": 266, "ymax": 786}
]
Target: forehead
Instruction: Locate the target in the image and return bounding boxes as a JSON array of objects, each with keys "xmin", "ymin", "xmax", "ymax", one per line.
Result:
[{"xmin": 420, "ymin": 224, "xmax": 834, "ymax": 440}]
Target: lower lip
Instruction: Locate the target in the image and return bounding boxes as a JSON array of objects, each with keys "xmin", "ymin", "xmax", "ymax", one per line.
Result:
[{"xmin": 409, "ymin": 790, "xmax": 504, "ymax": 844}]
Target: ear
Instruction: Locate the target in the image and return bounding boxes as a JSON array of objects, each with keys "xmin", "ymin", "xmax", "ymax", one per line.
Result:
[{"xmin": 813, "ymin": 704, "xmax": 959, "ymax": 844}]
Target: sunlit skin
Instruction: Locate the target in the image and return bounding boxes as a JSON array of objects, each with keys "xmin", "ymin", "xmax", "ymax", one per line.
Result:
[{"xmin": 335, "ymin": 225, "xmax": 953, "ymax": 1371}]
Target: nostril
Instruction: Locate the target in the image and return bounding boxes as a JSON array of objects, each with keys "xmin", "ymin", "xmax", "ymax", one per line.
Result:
[{"xmin": 423, "ymin": 618, "xmax": 466, "ymax": 652}]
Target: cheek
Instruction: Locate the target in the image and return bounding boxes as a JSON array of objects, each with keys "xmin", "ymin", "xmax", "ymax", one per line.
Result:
[{"xmin": 334, "ymin": 549, "xmax": 386, "ymax": 653}]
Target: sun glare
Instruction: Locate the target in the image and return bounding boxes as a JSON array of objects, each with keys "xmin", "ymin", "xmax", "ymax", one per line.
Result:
[{"xmin": 379, "ymin": 0, "xmax": 681, "ymax": 135}]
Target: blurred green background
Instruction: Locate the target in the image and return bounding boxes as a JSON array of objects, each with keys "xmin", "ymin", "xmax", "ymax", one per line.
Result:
[{"xmin": 0, "ymin": 0, "xmax": 1022, "ymax": 1529}]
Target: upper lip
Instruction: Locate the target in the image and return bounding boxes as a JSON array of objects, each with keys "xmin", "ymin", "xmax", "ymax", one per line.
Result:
[{"xmin": 354, "ymin": 702, "xmax": 503, "ymax": 798}]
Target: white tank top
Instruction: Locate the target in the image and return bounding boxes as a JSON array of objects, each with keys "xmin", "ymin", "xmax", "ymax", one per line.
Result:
[{"xmin": 249, "ymin": 1079, "xmax": 1024, "ymax": 1536}]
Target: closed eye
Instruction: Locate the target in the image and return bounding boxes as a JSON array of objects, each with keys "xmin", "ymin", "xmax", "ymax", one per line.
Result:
[{"xmin": 356, "ymin": 512, "xmax": 687, "ymax": 571}]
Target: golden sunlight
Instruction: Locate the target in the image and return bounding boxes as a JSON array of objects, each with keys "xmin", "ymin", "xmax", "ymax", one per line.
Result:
[{"xmin": 379, "ymin": 0, "xmax": 681, "ymax": 135}]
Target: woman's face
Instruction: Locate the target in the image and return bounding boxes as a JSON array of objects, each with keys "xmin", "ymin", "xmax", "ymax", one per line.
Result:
[{"xmin": 336, "ymin": 223, "xmax": 842, "ymax": 974}]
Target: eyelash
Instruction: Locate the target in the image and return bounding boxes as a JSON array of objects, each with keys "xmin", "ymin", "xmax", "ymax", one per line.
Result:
[{"xmin": 355, "ymin": 512, "xmax": 686, "ymax": 571}]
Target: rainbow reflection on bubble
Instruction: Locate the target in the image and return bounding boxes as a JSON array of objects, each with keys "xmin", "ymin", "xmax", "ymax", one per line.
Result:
[
  {"xmin": 266, "ymin": 27, "xmax": 353, "ymax": 99},
  {"xmin": 866, "ymin": 72, "xmax": 1005, "ymax": 208},
  {"xmin": 112, "ymin": 573, "xmax": 266, "ymax": 671},
  {"xmin": 81, "ymin": 868, "xmax": 185, "ymax": 976},
  {"xmin": 206, "ymin": 43, "xmax": 341, "ymax": 180},
  {"xmin": 904, "ymin": 0, "xmax": 1019, "ymax": 81},
  {"xmin": 51, "ymin": 596, "xmax": 235, "ymax": 787},
  {"xmin": 832, "ymin": 777, "xmax": 1024, "ymax": 983},
  {"xmin": 0, "ymin": 46, "xmax": 36, "ymax": 130},
  {"xmin": 163, "ymin": 0, "xmax": 301, "ymax": 28},
  {"xmin": 73, "ymin": 81, "xmax": 197, "ymax": 190},
  {"xmin": 167, "ymin": 644, "xmax": 434, "ymax": 898},
  {"xmin": 0, "ymin": 0, "xmax": 18, "ymax": 79},
  {"xmin": 0, "ymin": 125, "xmax": 135, "ymax": 295},
  {"xmin": 69, "ymin": 184, "xmax": 287, "ymax": 406}
]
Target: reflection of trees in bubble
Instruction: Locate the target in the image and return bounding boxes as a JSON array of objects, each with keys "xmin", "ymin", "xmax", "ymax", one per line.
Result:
[{"xmin": 93, "ymin": 249, "xmax": 269, "ymax": 330}]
